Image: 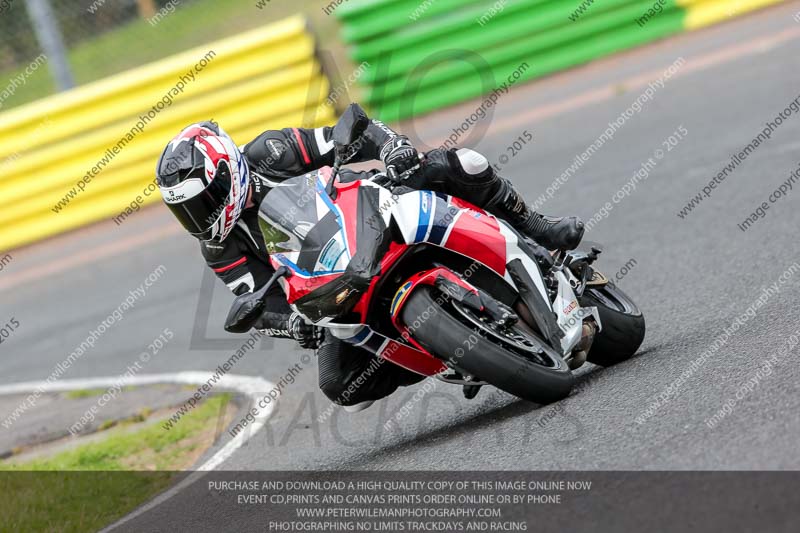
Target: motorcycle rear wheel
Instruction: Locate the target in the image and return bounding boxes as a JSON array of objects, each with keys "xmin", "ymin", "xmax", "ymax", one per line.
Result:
[{"xmin": 401, "ymin": 287, "xmax": 574, "ymax": 404}]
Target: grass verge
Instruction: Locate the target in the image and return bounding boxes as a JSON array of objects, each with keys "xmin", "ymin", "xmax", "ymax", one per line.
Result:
[{"xmin": 0, "ymin": 393, "xmax": 231, "ymax": 533}]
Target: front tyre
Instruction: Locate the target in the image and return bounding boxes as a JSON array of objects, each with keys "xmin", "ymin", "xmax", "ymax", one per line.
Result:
[
  {"xmin": 579, "ymin": 283, "xmax": 646, "ymax": 367},
  {"xmin": 401, "ymin": 287, "xmax": 574, "ymax": 404}
]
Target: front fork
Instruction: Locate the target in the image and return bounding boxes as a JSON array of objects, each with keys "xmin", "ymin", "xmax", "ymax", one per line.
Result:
[
  {"xmin": 552, "ymin": 265, "xmax": 602, "ymax": 369},
  {"xmin": 509, "ymin": 252, "xmax": 602, "ymax": 368}
]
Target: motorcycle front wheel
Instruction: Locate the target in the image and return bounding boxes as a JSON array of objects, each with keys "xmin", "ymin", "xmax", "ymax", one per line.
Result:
[{"xmin": 401, "ymin": 287, "xmax": 574, "ymax": 404}]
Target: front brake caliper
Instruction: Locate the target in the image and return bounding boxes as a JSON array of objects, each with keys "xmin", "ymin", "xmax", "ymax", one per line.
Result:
[
  {"xmin": 434, "ymin": 275, "xmax": 518, "ymax": 328},
  {"xmin": 478, "ymin": 292, "xmax": 519, "ymax": 328}
]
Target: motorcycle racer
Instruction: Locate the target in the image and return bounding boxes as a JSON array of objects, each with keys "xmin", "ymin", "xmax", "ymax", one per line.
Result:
[{"xmin": 155, "ymin": 114, "xmax": 584, "ymax": 409}]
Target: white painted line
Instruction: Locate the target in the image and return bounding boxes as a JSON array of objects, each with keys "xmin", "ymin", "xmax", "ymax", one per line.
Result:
[{"xmin": 0, "ymin": 372, "xmax": 278, "ymax": 531}]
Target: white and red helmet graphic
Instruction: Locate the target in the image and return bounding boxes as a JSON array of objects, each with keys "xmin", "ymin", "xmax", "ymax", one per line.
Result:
[{"xmin": 156, "ymin": 122, "xmax": 250, "ymax": 242}]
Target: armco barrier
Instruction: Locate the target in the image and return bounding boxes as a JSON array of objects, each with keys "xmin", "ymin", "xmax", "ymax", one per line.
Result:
[
  {"xmin": 336, "ymin": 0, "xmax": 786, "ymax": 122},
  {"xmin": 0, "ymin": 15, "xmax": 334, "ymax": 252}
]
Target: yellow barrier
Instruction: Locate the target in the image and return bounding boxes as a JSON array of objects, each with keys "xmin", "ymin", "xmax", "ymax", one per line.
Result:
[
  {"xmin": 0, "ymin": 15, "xmax": 335, "ymax": 251},
  {"xmin": 677, "ymin": 0, "xmax": 787, "ymax": 30}
]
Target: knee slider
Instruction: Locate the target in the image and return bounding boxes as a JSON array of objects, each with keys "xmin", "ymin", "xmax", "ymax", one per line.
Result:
[{"xmin": 455, "ymin": 148, "xmax": 490, "ymax": 177}]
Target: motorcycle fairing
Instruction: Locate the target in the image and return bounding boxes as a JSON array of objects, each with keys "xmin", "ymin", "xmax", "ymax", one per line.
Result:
[
  {"xmin": 329, "ymin": 323, "xmax": 447, "ymax": 377},
  {"xmin": 388, "ymin": 267, "xmax": 480, "ymax": 321},
  {"xmin": 388, "ymin": 203, "xmax": 590, "ymax": 356},
  {"xmin": 388, "ymin": 190, "xmax": 508, "ymax": 275},
  {"xmin": 506, "ymin": 258, "xmax": 564, "ymax": 349},
  {"xmin": 257, "ymin": 167, "xmax": 594, "ymax": 359},
  {"xmin": 259, "ymin": 169, "xmax": 390, "ymax": 318},
  {"xmin": 291, "ymin": 182, "xmax": 392, "ymax": 321}
]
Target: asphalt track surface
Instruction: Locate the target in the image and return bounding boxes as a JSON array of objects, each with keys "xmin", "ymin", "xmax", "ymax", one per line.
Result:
[{"xmin": 2, "ymin": 1, "xmax": 800, "ymax": 518}]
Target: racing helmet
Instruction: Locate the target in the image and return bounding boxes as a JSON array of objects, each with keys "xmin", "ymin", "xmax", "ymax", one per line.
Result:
[{"xmin": 156, "ymin": 121, "xmax": 249, "ymax": 242}]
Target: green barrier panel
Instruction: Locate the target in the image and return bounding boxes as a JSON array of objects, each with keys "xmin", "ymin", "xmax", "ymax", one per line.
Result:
[
  {"xmin": 336, "ymin": 0, "xmax": 783, "ymax": 121},
  {"xmin": 352, "ymin": 0, "xmax": 639, "ymax": 64},
  {"xmin": 361, "ymin": 0, "xmax": 677, "ymax": 88},
  {"xmin": 339, "ymin": 0, "xmax": 488, "ymax": 42},
  {"xmin": 337, "ymin": 0, "xmax": 396, "ymax": 19},
  {"xmin": 366, "ymin": 1, "xmax": 682, "ymax": 104},
  {"xmin": 376, "ymin": 12, "xmax": 685, "ymax": 122}
]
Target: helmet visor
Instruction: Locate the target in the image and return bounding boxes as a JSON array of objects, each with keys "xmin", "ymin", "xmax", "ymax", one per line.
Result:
[{"xmin": 164, "ymin": 162, "xmax": 233, "ymax": 240}]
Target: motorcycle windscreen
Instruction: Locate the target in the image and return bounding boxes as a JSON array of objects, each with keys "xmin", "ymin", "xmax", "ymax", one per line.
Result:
[
  {"xmin": 257, "ymin": 174, "xmax": 323, "ymax": 251},
  {"xmin": 257, "ymin": 172, "xmax": 351, "ymax": 275}
]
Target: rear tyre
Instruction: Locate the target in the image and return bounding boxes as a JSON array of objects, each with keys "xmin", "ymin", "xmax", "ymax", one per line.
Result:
[
  {"xmin": 401, "ymin": 287, "xmax": 573, "ymax": 404},
  {"xmin": 579, "ymin": 284, "xmax": 645, "ymax": 367}
]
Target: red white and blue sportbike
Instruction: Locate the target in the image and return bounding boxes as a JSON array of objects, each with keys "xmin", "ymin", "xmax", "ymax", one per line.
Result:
[{"xmin": 244, "ymin": 105, "xmax": 645, "ymax": 404}]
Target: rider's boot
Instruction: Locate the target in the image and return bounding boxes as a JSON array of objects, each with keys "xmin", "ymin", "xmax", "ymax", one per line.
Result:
[
  {"xmin": 484, "ymin": 177, "xmax": 585, "ymax": 251},
  {"xmin": 418, "ymin": 149, "xmax": 585, "ymax": 251},
  {"xmin": 424, "ymin": 148, "xmax": 584, "ymax": 250}
]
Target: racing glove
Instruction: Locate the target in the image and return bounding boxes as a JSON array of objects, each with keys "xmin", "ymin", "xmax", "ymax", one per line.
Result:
[
  {"xmin": 380, "ymin": 136, "xmax": 420, "ymax": 178},
  {"xmin": 288, "ymin": 312, "xmax": 324, "ymax": 350},
  {"xmin": 226, "ymin": 293, "xmax": 323, "ymax": 350},
  {"xmin": 253, "ymin": 310, "xmax": 323, "ymax": 350}
]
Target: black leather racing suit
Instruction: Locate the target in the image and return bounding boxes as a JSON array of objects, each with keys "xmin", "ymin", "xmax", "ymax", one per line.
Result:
[{"xmin": 202, "ymin": 120, "xmax": 524, "ymax": 406}]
